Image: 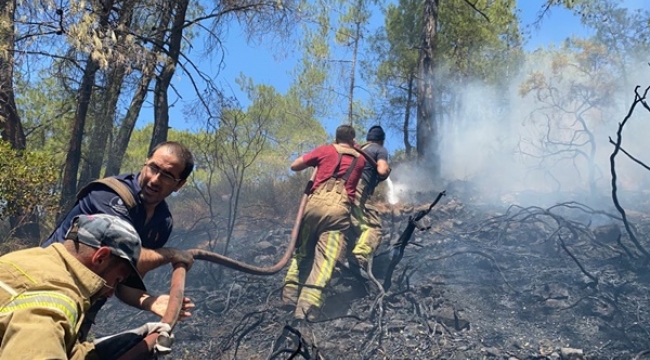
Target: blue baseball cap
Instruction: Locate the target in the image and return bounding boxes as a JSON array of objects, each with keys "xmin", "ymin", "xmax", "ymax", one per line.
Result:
[
  {"xmin": 66, "ymin": 214, "xmax": 146, "ymax": 291},
  {"xmin": 366, "ymin": 125, "xmax": 386, "ymax": 141}
]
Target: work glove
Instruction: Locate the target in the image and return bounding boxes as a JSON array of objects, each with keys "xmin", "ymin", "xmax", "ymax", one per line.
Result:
[
  {"xmin": 93, "ymin": 322, "xmax": 172, "ymax": 360},
  {"xmin": 154, "ymin": 330, "xmax": 174, "ymax": 356}
]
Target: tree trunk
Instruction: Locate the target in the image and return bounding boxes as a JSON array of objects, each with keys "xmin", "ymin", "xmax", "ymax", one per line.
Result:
[
  {"xmin": 347, "ymin": 19, "xmax": 361, "ymax": 125},
  {"xmin": 79, "ymin": 1, "xmax": 136, "ymax": 182},
  {"xmin": 404, "ymin": 74, "xmax": 415, "ymax": 157},
  {"xmin": 0, "ymin": 0, "xmax": 39, "ymax": 241},
  {"xmin": 150, "ymin": 0, "xmax": 189, "ymax": 152},
  {"xmin": 416, "ymin": 0, "xmax": 440, "ymax": 178},
  {"xmin": 106, "ymin": 1, "xmax": 171, "ymax": 176},
  {"xmin": 59, "ymin": 57, "xmax": 100, "ymax": 216},
  {"xmin": 58, "ymin": 0, "xmax": 115, "ymax": 218},
  {"xmin": 78, "ymin": 66, "xmax": 126, "ymax": 187},
  {"xmin": 0, "ymin": 0, "xmax": 23, "ymax": 151},
  {"xmin": 105, "ymin": 67, "xmax": 156, "ymax": 176}
]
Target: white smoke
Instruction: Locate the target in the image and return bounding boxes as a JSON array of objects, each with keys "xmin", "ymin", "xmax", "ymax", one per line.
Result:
[{"xmin": 390, "ymin": 45, "xmax": 650, "ymax": 208}]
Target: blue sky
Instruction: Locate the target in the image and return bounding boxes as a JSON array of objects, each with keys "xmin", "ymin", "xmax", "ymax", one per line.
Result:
[{"xmin": 142, "ymin": 0, "xmax": 644, "ymax": 152}]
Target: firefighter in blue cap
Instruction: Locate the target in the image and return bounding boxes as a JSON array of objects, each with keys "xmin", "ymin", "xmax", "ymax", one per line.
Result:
[
  {"xmin": 0, "ymin": 214, "xmax": 172, "ymax": 359},
  {"xmin": 348, "ymin": 125, "xmax": 391, "ymax": 276}
]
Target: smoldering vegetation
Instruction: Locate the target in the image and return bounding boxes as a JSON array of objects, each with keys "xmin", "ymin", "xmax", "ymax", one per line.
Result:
[
  {"xmin": 94, "ymin": 189, "xmax": 650, "ymax": 359},
  {"xmin": 92, "ymin": 96, "xmax": 650, "ymax": 360},
  {"xmin": 91, "ymin": 88, "xmax": 650, "ymax": 359}
]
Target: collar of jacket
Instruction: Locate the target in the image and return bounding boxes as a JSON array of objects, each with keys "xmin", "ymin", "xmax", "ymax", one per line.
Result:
[{"xmin": 50, "ymin": 243, "xmax": 106, "ymax": 300}]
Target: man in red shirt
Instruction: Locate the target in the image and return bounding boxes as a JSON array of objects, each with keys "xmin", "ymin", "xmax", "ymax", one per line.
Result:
[{"xmin": 282, "ymin": 125, "xmax": 366, "ymax": 321}]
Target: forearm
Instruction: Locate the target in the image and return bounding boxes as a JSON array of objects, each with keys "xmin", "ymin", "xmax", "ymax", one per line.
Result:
[
  {"xmin": 290, "ymin": 156, "xmax": 308, "ymax": 171},
  {"xmin": 137, "ymin": 248, "xmax": 173, "ymax": 274},
  {"xmin": 376, "ymin": 159, "xmax": 390, "ymax": 178},
  {"xmin": 116, "ymin": 284, "xmax": 150, "ymax": 310}
]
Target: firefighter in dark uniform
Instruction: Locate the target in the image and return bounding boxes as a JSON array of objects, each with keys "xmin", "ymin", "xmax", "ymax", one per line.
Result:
[
  {"xmin": 349, "ymin": 125, "xmax": 391, "ymax": 273},
  {"xmin": 43, "ymin": 141, "xmax": 195, "ymax": 340}
]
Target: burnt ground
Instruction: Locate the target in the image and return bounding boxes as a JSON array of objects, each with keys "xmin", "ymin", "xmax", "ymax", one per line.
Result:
[{"xmin": 94, "ymin": 185, "xmax": 650, "ymax": 360}]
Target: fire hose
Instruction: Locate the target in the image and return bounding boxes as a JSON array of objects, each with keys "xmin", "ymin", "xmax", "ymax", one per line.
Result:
[
  {"xmin": 162, "ymin": 148, "xmax": 375, "ymax": 332},
  {"xmin": 120, "ymin": 146, "xmax": 375, "ymax": 359},
  {"xmin": 183, "ymin": 147, "xmax": 373, "ymax": 272},
  {"xmin": 122, "ymin": 169, "xmax": 316, "ymax": 360}
]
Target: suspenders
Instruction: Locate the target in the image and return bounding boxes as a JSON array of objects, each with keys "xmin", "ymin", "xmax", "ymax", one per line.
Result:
[{"xmin": 319, "ymin": 145, "xmax": 359, "ymax": 194}]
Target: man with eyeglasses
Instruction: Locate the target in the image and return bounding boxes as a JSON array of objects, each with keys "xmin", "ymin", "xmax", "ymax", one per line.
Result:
[{"xmin": 43, "ymin": 141, "xmax": 196, "ymax": 341}]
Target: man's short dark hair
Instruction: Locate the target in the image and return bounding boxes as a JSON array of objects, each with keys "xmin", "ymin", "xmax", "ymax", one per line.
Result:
[
  {"xmin": 148, "ymin": 141, "xmax": 194, "ymax": 180},
  {"xmin": 335, "ymin": 125, "xmax": 356, "ymax": 144}
]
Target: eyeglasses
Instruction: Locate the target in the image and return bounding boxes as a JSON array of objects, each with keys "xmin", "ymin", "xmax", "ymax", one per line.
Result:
[{"xmin": 143, "ymin": 163, "xmax": 182, "ymax": 185}]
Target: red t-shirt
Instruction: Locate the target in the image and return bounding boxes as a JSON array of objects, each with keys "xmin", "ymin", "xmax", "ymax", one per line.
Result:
[{"xmin": 302, "ymin": 144, "xmax": 366, "ymax": 201}]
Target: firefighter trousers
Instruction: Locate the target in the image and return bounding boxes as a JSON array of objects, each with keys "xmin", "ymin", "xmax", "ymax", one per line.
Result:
[
  {"xmin": 349, "ymin": 202, "xmax": 382, "ymax": 269},
  {"xmin": 282, "ymin": 188, "xmax": 351, "ymax": 319},
  {"xmin": 349, "ymin": 182, "xmax": 382, "ymax": 269}
]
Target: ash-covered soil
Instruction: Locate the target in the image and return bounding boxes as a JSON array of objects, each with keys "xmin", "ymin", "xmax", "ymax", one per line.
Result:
[{"xmin": 94, "ymin": 187, "xmax": 650, "ymax": 360}]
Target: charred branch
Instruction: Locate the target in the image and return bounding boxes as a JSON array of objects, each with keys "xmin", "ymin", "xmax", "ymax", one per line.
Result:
[
  {"xmin": 558, "ymin": 235, "xmax": 599, "ymax": 286},
  {"xmin": 608, "ymin": 139, "xmax": 650, "ymax": 172},
  {"xmin": 608, "ymin": 86, "xmax": 650, "ymax": 260}
]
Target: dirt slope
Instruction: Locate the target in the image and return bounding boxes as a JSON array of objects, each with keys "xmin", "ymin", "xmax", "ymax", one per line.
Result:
[{"xmin": 94, "ymin": 189, "xmax": 650, "ymax": 360}]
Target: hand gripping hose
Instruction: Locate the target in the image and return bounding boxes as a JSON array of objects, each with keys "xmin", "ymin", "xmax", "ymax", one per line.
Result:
[{"xmin": 154, "ymin": 170, "xmax": 318, "ymax": 356}]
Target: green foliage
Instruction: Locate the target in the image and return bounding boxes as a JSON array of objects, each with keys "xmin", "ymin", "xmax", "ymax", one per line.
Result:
[
  {"xmin": 239, "ymin": 76, "xmax": 328, "ymax": 178},
  {"xmin": 292, "ymin": 0, "xmax": 380, "ymax": 127},
  {"xmin": 363, "ymin": 0, "xmax": 422, "ymax": 149},
  {"xmin": 519, "ymin": 39, "xmax": 617, "ymax": 106},
  {"xmin": 170, "ymin": 79, "xmax": 328, "ymax": 256},
  {"xmin": 15, "ymin": 73, "xmax": 75, "ymax": 165},
  {"xmin": 0, "ymin": 140, "xmax": 59, "ymax": 222},
  {"xmin": 289, "ymin": 1, "xmax": 336, "ymax": 121},
  {"xmin": 377, "ymin": 0, "xmax": 422, "ymax": 81},
  {"xmin": 389, "ymin": 148, "xmax": 415, "ymax": 164},
  {"xmin": 571, "ymin": 0, "xmax": 650, "ymax": 89},
  {"xmin": 364, "ymin": 0, "xmax": 523, "ymax": 154},
  {"xmin": 436, "ymin": 0, "xmax": 522, "ymax": 84},
  {"xmin": 121, "ymin": 123, "xmax": 156, "ymax": 174}
]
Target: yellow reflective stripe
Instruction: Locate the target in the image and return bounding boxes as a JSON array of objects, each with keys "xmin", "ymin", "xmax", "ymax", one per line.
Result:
[
  {"xmin": 301, "ymin": 231, "xmax": 342, "ymax": 306},
  {"xmin": 283, "ymin": 258, "xmax": 301, "ymax": 289},
  {"xmin": 0, "ymin": 291, "xmax": 79, "ymax": 326},
  {"xmin": 315, "ymin": 231, "xmax": 339, "ymax": 288},
  {"xmin": 0, "ymin": 280, "xmax": 17, "ymax": 296},
  {"xmin": 301, "ymin": 291, "xmax": 320, "ymax": 306},
  {"xmin": 0, "ymin": 260, "xmax": 37, "ymax": 284},
  {"xmin": 357, "ymin": 226, "xmax": 370, "ymax": 245}
]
